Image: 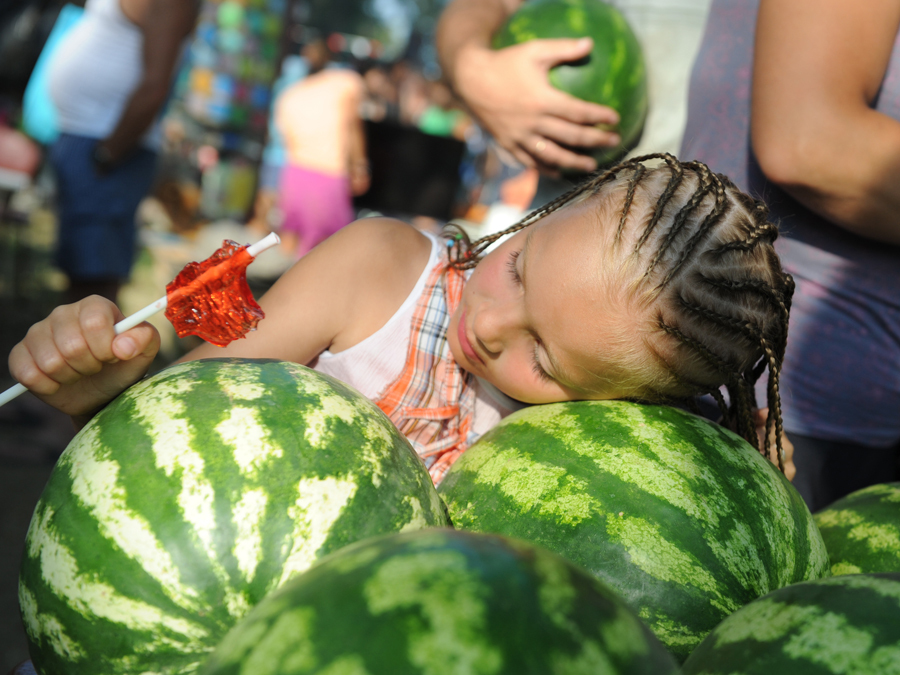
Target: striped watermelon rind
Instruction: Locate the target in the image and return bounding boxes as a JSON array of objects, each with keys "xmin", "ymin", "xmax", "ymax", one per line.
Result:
[
  {"xmin": 200, "ymin": 528, "xmax": 681, "ymax": 675},
  {"xmin": 438, "ymin": 400, "xmax": 830, "ymax": 662},
  {"xmin": 492, "ymin": 0, "xmax": 648, "ymax": 168},
  {"xmin": 19, "ymin": 358, "xmax": 449, "ymax": 675},
  {"xmin": 813, "ymin": 482, "xmax": 900, "ymax": 576},
  {"xmin": 681, "ymin": 573, "xmax": 900, "ymax": 674}
]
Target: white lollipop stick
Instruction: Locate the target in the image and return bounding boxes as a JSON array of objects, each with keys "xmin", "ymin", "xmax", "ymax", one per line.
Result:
[{"xmin": 0, "ymin": 232, "xmax": 280, "ymax": 408}]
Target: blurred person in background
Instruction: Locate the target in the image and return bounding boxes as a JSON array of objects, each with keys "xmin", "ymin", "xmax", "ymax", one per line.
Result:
[
  {"xmin": 681, "ymin": 0, "xmax": 900, "ymax": 511},
  {"xmin": 390, "ymin": 60, "xmax": 430, "ymax": 128},
  {"xmin": 418, "ymin": 79, "xmax": 471, "ymax": 142},
  {"xmin": 359, "ymin": 61, "xmax": 399, "ymax": 123},
  {"xmin": 46, "ymin": 0, "xmax": 199, "ymax": 305},
  {"xmin": 274, "ymin": 38, "xmax": 370, "ymax": 259}
]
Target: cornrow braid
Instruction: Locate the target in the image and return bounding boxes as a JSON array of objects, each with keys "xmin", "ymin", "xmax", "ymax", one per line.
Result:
[
  {"xmin": 615, "ymin": 163, "xmax": 646, "ymax": 244},
  {"xmin": 443, "ymin": 153, "xmax": 795, "ymax": 471},
  {"xmin": 628, "ymin": 158, "xmax": 793, "ymax": 465},
  {"xmin": 634, "ymin": 153, "xmax": 684, "ymax": 253},
  {"xmin": 655, "ymin": 167, "xmax": 728, "ymax": 288}
]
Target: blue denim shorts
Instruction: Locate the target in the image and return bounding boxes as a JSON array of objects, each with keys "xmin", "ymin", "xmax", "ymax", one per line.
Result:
[{"xmin": 50, "ymin": 133, "xmax": 157, "ymax": 280}]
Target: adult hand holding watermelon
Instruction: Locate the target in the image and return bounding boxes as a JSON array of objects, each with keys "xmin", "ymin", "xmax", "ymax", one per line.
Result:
[
  {"xmin": 18, "ymin": 359, "xmax": 450, "ymax": 675},
  {"xmin": 490, "ymin": 0, "xmax": 648, "ymax": 172},
  {"xmin": 436, "ymin": 0, "xmax": 623, "ymax": 174}
]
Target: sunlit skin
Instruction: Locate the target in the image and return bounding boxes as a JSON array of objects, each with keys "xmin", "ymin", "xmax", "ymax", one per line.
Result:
[{"xmin": 447, "ymin": 197, "xmax": 651, "ymax": 404}]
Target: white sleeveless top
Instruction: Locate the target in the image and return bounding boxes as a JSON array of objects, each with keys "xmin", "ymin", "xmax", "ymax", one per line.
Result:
[
  {"xmin": 313, "ymin": 230, "xmax": 526, "ymax": 438},
  {"xmin": 47, "ymin": 0, "xmax": 162, "ymax": 148}
]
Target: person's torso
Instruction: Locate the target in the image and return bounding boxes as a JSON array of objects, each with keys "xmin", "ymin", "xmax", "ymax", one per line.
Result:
[
  {"xmin": 681, "ymin": 0, "xmax": 900, "ymax": 445},
  {"xmin": 276, "ymin": 68, "xmax": 364, "ymax": 175},
  {"xmin": 47, "ymin": 0, "xmax": 158, "ymax": 145}
]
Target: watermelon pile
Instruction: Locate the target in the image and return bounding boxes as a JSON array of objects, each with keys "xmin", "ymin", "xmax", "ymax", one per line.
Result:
[
  {"xmin": 493, "ymin": 0, "xmax": 648, "ymax": 169},
  {"xmin": 682, "ymin": 573, "xmax": 900, "ymax": 674},
  {"xmin": 814, "ymin": 482, "xmax": 900, "ymax": 576},
  {"xmin": 199, "ymin": 529, "xmax": 680, "ymax": 675},
  {"xmin": 438, "ymin": 400, "xmax": 830, "ymax": 661},
  {"xmin": 18, "ymin": 359, "xmax": 449, "ymax": 675},
  {"xmin": 18, "ymin": 357, "xmax": 900, "ymax": 674}
]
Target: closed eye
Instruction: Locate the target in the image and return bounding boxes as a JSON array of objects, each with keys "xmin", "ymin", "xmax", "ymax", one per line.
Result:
[
  {"xmin": 532, "ymin": 344, "xmax": 553, "ymax": 383},
  {"xmin": 507, "ymin": 250, "xmax": 522, "ymax": 284}
]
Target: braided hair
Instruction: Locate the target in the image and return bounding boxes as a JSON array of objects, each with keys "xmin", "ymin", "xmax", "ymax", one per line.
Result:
[{"xmin": 445, "ymin": 153, "xmax": 794, "ymax": 470}]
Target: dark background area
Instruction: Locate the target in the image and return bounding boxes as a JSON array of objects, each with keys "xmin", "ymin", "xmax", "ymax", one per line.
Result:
[
  {"xmin": 0, "ymin": 231, "xmax": 75, "ymax": 673},
  {"xmin": 355, "ymin": 120, "xmax": 466, "ymax": 220}
]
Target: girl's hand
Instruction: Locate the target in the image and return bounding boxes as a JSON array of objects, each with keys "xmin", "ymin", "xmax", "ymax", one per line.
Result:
[
  {"xmin": 755, "ymin": 408, "xmax": 796, "ymax": 481},
  {"xmin": 8, "ymin": 296, "xmax": 160, "ymax": 425}
]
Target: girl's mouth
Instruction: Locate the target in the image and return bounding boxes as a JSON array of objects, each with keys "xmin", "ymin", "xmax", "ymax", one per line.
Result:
[{"xmin": 458, "ymin": 310, "xmax": 484, "ymax": 366}]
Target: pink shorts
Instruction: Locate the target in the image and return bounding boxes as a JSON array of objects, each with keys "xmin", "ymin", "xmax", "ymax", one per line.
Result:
[{"xmin": 279, "ymin": 164, "xmax": 355, "ymax": 257}]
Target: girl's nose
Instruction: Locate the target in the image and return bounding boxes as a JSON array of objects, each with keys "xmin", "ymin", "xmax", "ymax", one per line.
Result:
[{"xmin": 473, "ymin": 300, "xmax": 522, "ymax": 356}]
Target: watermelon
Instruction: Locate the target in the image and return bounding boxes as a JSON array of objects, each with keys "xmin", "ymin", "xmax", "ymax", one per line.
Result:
[
  {"xmin": 200, "ymin": 528, "xmax": 681, "ymax": 675},
  {"xmin": 814, "ymin": 482, "xmax": 900, "ymax": 576},
  {"xmin": 438, "ymin": 400, "xmax": 830, "ymax": 662},
  {"xmin": 18, "ymin": 358, "xmax": 449, "ymax": 675},
  {"xmin": 493, "ymin": 0, "xmax": 648, "ymax": 169},
  {"xmin": 681, "ymin": 573, "xmax": 900, "ymax": 674}
]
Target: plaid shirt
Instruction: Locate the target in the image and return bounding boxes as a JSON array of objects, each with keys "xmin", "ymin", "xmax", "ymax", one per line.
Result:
[{"xmin": 374, "ymin": 257, "xmax": 476, "ymax": 485}]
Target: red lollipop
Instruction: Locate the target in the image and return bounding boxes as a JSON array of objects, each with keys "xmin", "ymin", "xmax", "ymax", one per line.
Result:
[{"xmin": 165, "ymin": 239, "xmax": 264, "ymax": 347}]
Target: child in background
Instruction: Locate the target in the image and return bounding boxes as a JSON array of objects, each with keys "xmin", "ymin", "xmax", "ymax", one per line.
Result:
[{"xmin": 9, "ymin": 154, "xmax": 795, "ymax": 483}]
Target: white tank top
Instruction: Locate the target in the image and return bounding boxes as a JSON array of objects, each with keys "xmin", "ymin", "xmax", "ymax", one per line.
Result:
[
  {"xmin": 313, "ymin": 230, "xmax": 525, "ymax": 438},
  {"xmin": 47, "ymin": 0, "xmax": 162, "ymax": 147}
]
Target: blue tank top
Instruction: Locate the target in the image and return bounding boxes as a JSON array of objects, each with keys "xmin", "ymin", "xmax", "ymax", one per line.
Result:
[{"xmin": 682, "ymin": 0, "xmax": 900, "ymax": 447}]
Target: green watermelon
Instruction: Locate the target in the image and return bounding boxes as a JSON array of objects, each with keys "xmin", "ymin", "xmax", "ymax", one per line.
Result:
[
  {"xmin": 493, "ymin": 0, "xmax": 648, "ymax": 169},
  {"xmin": 18, "ymin": 358, "xmax": 449, "ymax": 675},
  {"xmin": 200, "ymin": 528, "xmax": 681, "ymax": 675},
  {"xmin": 681, "ymin": 573, "xmax": 900, "ymax": 674},
  {"xmin": 438, "ymin": 400, "xmax": 830, "ymax": 662},
  {"xmin": 814, "ymin": 482, "xmax": 900, "ymax": 576}
]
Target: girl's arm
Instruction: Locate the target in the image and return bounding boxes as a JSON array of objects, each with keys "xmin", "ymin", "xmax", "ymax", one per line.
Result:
[
  {"xmin": 9, "ymin": 218, "xmax": 432, "ymax": 421},
  {"xmin": 751, "ymin": 0, "xmax": 900, "ymax": 244},
  {"xmin": 184, "ymin": 218, "xmax": 432, "ymax": 365}
]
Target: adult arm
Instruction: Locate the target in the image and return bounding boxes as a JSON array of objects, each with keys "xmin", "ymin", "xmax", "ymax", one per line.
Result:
[
  {"xmin": 751, "ymin": 0, "xmax": 900, "ymax": 244},
  {"xmin": 96, "ymin": 0, "xmax": 198, "ymax": 166},
  {"xmin": 435, "ymin": 0, "xmax": 620, "ymax": 174}
]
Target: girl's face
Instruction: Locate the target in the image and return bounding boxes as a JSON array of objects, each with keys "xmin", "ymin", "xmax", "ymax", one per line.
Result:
[{"xmin": 448, "ymin": 199, "xmax": 650, "ymax": 404}]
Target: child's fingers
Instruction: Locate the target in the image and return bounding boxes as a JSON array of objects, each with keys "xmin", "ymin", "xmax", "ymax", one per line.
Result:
[
  {"xmin": 75, "ymin": 296, "xmax": 126, "ymax": 364},
  {"xmin": 48, "ymin": 300, "xmax": 117, "ymax": 378},
  {"xmin": 7, "ymin": 339, "xmax": 64, "ymax": 397},
  {"xmin": 111, "ymin": 323, "xmax": 158, "ymax": 362}
]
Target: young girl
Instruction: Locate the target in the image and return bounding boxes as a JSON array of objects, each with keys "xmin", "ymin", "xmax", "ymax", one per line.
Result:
[{"xmin": 9, "ymin": 154, "xmax": 795, "ymax": 483}]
